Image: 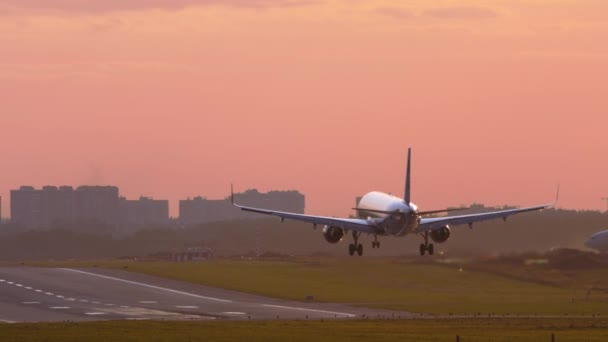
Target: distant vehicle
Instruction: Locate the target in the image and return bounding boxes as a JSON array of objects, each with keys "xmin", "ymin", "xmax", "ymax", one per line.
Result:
[
  {"xmin": 585, "ymin": 230, "xmax": 608, "ymax": 252},
  {"xmin": 232, "ymin": 148, "xmax": 558, "ymax": 256}
]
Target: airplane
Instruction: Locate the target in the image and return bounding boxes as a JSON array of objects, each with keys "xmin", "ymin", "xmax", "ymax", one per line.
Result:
[
  {"xmin": 585, "ymin": 230, "xmax": 608, "ymax": 252},
  {"xmin": 232, "ymin": 148, "xmax": 558, "ymax": 256}
]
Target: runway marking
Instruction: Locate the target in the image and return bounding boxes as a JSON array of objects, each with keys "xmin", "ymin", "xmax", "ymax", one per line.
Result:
[
  {"xmin": 80, "ymin": 300, "xmax": 89, "ymax": 303},
  {"xmin": 61, "ymin": 268, "xmax": 232, "ymax": 303},
  {"xmin": 56, "ymin": 295, "xmax": 64, "ymax": 298},
  {"xmin": 50, "ymin": 306, "xmax": 70, "ymax": 310},
  {"xmin": 45, "ymin": 292, "xmax": 54, "ymax": 296},
  {"xmin": 0, "ymin": 319, "xmax": 16, "ymax": 323},
  {"xmin": 0, "ymin": 279, "xmax": 5, "ymax": 282},
  {"xmin": 86, "ymin": 312, "xmax": 107, "ymax": 316},
  {"xmin": 64, "ymin": 298, "xmax": 76, "ymax": 301},
  {"xmin": 35, "ymin": 289, "xmax": 42, "ymax": 293},
  {"xmin": 92, "ymin": 302, "xmax": 101, "ymax": 304},
  {"xmin": 176, "ymin": 305, "xmax": 198, "ymax": 309},
  {"xmin": 16, "ymin": 284, "xmax": 23, "ymax": 287},
  {"xmin": 261, "ymin": 304, "xmax": 356, "ymax": 318},
  {"xmin": 222, "ymin": 312, "xmax": 246, "ymax": 315},
  {"xmin": 25, "ymin": 287, "xmax": 32, "ymax": 290},
  {"xmin": 139, "ymin": 301, "xmax": 157, "ymax": 304},
  {"xmin": 120, "ymin": 305, "xmax": 130, "ymax": 308},
  {"xmin": 7, "ymin": 281, "xmax": 14, "ymax": 284},
  {"xmin": 22, "ymin": 301, "xmax": 40, "ymax": 305},
  {"xmin": 105, "ymin": 303, "xmax": 115, "ymax": 306}
]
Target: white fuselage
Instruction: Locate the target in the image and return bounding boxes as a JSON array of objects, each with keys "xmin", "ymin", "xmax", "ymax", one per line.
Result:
[
  {"xmin": 585, "ymin": 230, "xmax": 608, "ymax": 252},
  {"xmin": 357, "ymin": 191, "xmax": 419, "ymax": 236}
]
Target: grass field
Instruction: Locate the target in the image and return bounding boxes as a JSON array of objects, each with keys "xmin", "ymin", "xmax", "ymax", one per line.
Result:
[
  {"xmin": 22, "ymin": 255, "xmax": 608, "ymax": 316},
  {"xmin": 1, "ymin": 318, "xmax": 607, "ymax": 342}
]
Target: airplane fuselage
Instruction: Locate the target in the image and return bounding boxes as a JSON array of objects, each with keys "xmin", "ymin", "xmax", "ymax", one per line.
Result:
[
  {"xmin": 585, "ymin": 230, "xmax": 608, "ymax": 252},
  {"xmin": 357, "ymin": 191, "xmax": 419, "ymax": 236}
]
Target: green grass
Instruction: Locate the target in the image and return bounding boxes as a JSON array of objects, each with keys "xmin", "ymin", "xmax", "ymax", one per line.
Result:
[
  {"xmin": 22, "ymin": 257, "xmax": 608, "ymax": 316},
  {"xmin": 1, "ymin": 318, "xmax": 607, "ymax": 342}
]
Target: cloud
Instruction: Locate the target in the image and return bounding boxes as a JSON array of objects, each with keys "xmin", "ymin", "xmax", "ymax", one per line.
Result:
[
  {"xmin": 375, "ymin": 7, "xmax": 413, "ymax": 20},
  {"xmin": 0, "ymin": 0, "xmax": 318, "ymax": 14},
  {"xmin": 424, "ymin": 6, "xmax": 498, "ymax": 20}
]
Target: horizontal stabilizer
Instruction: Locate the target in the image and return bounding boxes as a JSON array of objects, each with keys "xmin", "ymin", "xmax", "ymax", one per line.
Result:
[{"xmin": 418, "ymin": 207, "xmax": 470, "ymax": 216}]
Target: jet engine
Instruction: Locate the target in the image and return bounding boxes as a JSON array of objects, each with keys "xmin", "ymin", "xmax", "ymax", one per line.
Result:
[
  {"xmin": 430, "ymin": 226, "xmax": 451, "ymax": 243},
  {"xmin": 323, "ymin": 225, "xmax": 345, "ymax": 243}
]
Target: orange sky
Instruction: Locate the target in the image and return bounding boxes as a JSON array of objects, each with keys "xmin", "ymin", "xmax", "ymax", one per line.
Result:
[{"xmin": 1, "ymin": 0, "xmax": 607, "ymax": 217}]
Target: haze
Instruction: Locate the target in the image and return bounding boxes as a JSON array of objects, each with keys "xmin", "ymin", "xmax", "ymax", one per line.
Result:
[{"xmin": 1, "ymin": 0, "xmax": 607, "ymax": 217}]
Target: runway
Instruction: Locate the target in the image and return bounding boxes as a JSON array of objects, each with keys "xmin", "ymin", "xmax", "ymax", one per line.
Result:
[{"xmin": 0, "ymin": 267, "xmax": 412, "ymax": 323}]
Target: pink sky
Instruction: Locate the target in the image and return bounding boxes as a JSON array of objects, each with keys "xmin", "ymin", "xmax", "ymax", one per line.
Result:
[{"xmin": 1, "ymin": 1, "xmax": 607, "ymax": 217}]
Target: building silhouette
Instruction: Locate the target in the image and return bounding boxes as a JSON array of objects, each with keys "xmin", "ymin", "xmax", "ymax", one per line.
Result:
[
  {"xmin": 119, "ymin": 196, "xmax": 169, "ymax": 226},
  {"xmin": 10, "ymin": 185, "xmax": 121, "ymax": 229},
  {"xmin": 179, "ymin": 189, "xmax": 305, "ymax": 225}
]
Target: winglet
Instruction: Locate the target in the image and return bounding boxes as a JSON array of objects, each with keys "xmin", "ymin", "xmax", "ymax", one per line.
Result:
[
  {"xmin": 404, "ymin": 147, "xmax": 411, "ymax": 204},
  {"xmin": 230, "ymin": 184, "xmax": 235, "ymax": 205}
]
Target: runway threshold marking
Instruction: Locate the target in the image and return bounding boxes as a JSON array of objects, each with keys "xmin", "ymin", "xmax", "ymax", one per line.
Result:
[
  {"xmin": 261, "ymin": 304, "xmax": 356, "ymax": 318},
  {"xmin": 61, "ymin": 269, "xmax": 233, "ymax": 303},
  {"xmin": 22, "ymin": 302, "xmax": 40, "ymax": 305}
]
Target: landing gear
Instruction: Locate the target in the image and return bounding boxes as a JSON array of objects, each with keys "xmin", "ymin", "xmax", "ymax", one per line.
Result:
[
  {"xmin": 348, "ymin": 231, "xmax": 364, "ymax": 256},
  {"xmin": 419, "ymin": 232, "xmax": 434, "ymax": 256},
  {"xmin": 372, "ymin": 235, "xmax": 380, "ymax": 249}
]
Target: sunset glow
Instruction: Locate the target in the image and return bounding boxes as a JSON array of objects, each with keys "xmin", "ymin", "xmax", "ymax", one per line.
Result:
[{"xmin": 1, "ymin": 0, "xmax": 607, "ymax": 216}]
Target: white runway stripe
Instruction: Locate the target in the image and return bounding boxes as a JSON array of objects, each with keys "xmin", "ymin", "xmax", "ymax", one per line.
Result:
[
  {"xmin": 62, "ymin": 268, "xmax": 232, "ymax": 303},
  {"xmin": 50, "ymin": 306, "xmax": 70, "ymax": 310},
  {"xmin": 85, "ymin": 312, "xmax": 107, "ymax": 316},
  {"xmin": 22, "ymin": 301, "xmax": 40, "ymax": 305},
  {"xmin": 176, "ymin": 305, "xmax": 198, "ymax": 309},
  {"xmin": 0, "ymin": 319, "xmax": 16, "ymax": 323},
  {"xmin": 139, "ymin": 301, "xmax": 157, "ymax": 304}
]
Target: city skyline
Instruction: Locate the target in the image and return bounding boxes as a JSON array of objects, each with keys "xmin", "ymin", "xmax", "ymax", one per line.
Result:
[
  {"xmin": 1, "ymin": 1, "xmax": 607, "ymax": 217},
  {"xmin": 3, "ymin": 185, "xmax": 304, "ymax": 222}
]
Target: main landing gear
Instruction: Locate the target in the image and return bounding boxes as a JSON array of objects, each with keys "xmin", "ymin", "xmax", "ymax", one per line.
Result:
[
  {"xmin": 371, "ymin": 235, "xmax": 380, "ymax": 249},
  {"xmin": 419, "ymin": 231, "xmax": 434, "ymax": 256},
  {"xmin": 348, "ymin": 231, "xmax": 363, "ymax": 256}
]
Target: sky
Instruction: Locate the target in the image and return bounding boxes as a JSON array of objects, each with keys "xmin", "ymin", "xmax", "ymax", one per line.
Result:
[{"xmin": 1, "ymin": 0, "xmax": 607, "ymax": 217}]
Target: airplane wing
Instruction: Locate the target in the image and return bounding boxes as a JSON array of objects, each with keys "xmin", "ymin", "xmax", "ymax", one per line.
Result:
[
  {"xmin": 416, "ymin": 203, "xmax": 553, "ymax": 233},
  {"xmin": 233, "ymin": 203, "xmax": 379, "ymax": 234}
]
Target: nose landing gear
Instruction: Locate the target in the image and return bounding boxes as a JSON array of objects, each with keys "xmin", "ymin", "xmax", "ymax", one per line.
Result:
[{"xmin": 372, "ymin": 235, "xmax": 380, "ymax": 249}]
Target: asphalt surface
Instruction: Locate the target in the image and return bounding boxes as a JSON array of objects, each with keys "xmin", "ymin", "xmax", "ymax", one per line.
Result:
[{"xmin": 0, "ymin": 267, "xmax": 413, "ymax": 323}]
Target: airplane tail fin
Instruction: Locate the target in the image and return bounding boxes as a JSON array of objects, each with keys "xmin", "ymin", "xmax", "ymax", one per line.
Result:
[{"xmin": 404, "ymin": 147, "xmax": 411, "ymax": 204}]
